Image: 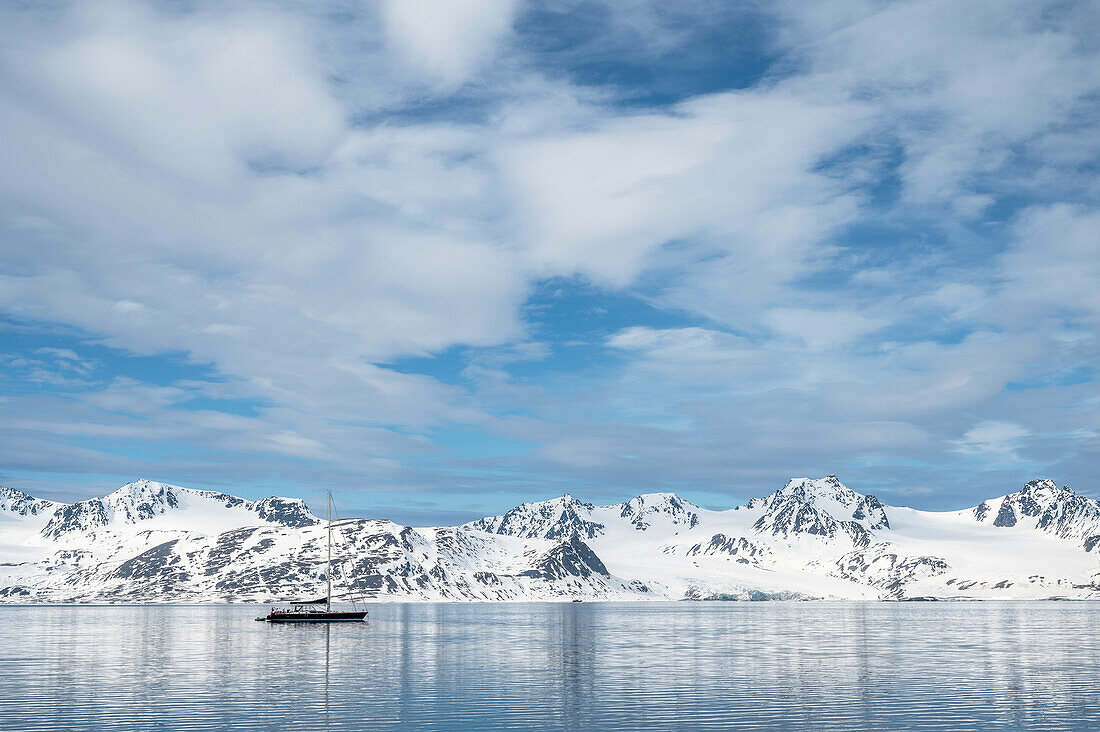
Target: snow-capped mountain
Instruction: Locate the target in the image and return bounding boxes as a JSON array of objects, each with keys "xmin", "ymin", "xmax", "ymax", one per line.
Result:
[
  {"xmin": 972, "ymin": 479, "xmax": 1100, "ymax": 550},
  {"xmin": 2, "ymin": 476, "xmax": 1099, "ymax": 603},
  {"xmin": 38, "ymin": 479, "xmax": 318, "ymax": 543},
  {"xmin": 744, "ymin": 476, "xmax": 888, "ymax": 548},
  {"xmin": 466, "ymin": 494, "xmax": 605, "ymax": 540},
  {"xmin": 0, "ymin": 486, "xmax": 61, "ymax": 518}
]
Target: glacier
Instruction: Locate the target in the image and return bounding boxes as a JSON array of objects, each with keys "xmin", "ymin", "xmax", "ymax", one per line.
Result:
[{"xmin": 2, "ymin": 476, "xmax": 1099, "ymax": 603}]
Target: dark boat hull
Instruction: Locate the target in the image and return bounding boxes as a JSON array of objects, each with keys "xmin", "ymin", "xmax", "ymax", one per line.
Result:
[{"xmin": 264, "ymin": 611, "xmax": 367, "ymax": 623}]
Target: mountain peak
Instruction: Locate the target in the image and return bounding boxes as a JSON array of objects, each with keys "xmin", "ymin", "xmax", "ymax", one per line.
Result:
[
  {"xmin": 466, "ymin": 493, "xmax": 602, "ymax": 540},
  {"xmin": 0, "ymin": 485, "xmax": 61, "ymax": 517},
  {"xmin": 38, "ymin": 481, "xmax": 319, "ymax": 541},
  {"xmin": 973, "ymin": 479, "xmax": 1099, "ymax": 545},
  {"xmin": 749, "ymin": 476, "xmax": 890, "ymax": 540},
  {"xmin": 617, "ymin": 492, "xmax": 699, "ymax": 531},
  {"xmin": 0, "ymin": 484, "xmax": 34, "ymax": 503},
  {"xmin": 249, "ymin": 496, "xmax": 319, "ymax": 528},
  {"xmin": 108, "ymin": 479, "xmax": 182, "ymax": 510},
  {"xmin": 544, "ymin": 493, "xmax": 585, "ymax": 506},
  {"xmin": 113, "ymin": 478, "xmax": 171, "ymax": 492},
  {"xmin": 1020, "ymin": 478, "xmax": 1068, "ymax": 496},
  {"xmin": 778, "ymin": 476, "xmax": 858, "ymax": 502}
]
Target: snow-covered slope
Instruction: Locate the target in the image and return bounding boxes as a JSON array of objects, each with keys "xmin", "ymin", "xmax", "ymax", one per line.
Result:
[{"xmin": 2, "ymin": 476, "xmax": 1099, "ymax": 603}]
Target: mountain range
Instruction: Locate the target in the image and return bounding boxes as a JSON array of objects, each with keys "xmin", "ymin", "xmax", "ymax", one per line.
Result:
[{"xmin": 2, "ymin": 476, "xmax": 1098, "ymax": 602}]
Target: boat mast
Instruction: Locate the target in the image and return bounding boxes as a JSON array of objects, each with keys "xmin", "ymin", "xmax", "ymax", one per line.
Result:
[{"xmin": 326, "ymin": 490, "xmax": 332, "ymax": 612}]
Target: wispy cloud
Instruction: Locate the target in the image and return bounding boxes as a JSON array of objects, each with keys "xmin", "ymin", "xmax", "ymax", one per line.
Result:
[{"xmin": 954, "ymin": 421, "xmax": 1030, "ymax": 461}]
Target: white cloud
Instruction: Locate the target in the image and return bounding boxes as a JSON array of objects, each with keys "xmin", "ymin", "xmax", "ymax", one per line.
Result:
[
  {"xmin": 605, "ymin": 326, "xmax": 773, "ymax": 397},
  {"xmin": 777, "ymin": 0, "xmax": 1100, "ymax": 208},
  {"xmin": 201, "ymin": 323, "xmax": 252, "ymax": 337},
  {"xmin": 763, "ymin": 308, "xmax": 885, "ymax": 350},
  {"xmin": 998, "ymin": 205, "xmax": 1100, "ymax": 327},
  {"xmin": 381, "ymin": 0, "xmax": 517, "ymax": 87},
  {"xmin": 8, "ymin": 1, "xmax": 345, "ymax": 183},
  {"xmin": 608, "ymin": 326, "xmax": 742, "ymax": 355},
  {"xmin": 35, "ymin": 347, "xmax": 80, "ymax": 361},
  {"xmin": 500, "ymin": 89, "xmax": 870, "ymax": 293},
  {"xmin": 954, "ymin": 421, "xmax": 1030, "ymax": 459}
]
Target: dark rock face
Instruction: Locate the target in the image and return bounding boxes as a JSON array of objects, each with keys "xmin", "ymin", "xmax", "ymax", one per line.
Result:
[
  {"xmin": 251, "ymin": 497, "xmax": 319, "ymax": 527},
  {"xmin": 993, "ymin": 501, "xmax": 1018, "ymax": 527},
  {"xmin": 754, "ymin": 501, "xmax": 838, "ymax": 538},
  {"xmin": 680, "ymin": 534, "xmax": 771, "ymax": 565},
  {"xmin": 520, "ymin": 536, "xmax": 610, "ymax": 581},
  {"xmin": 852, "ymin": 494, "xmax": 891, "ymax": 530},
  {"xmin": 474, "ymin": 571, "xmax": 500, "ymax": 585},
  {"xmin": 133, "ymin": 486, "xmax": 179, "ymax": 519},
  {"xmin": 987, "ymin": 480, "xmax": 1100, "ymax": 542},
  {"xmin": 40, "ymin": 501, "xmax": 110, "ymax": 540},
  {"xmin": 840, "ymin": 521, "xmax": 872, "ymax": 548},
  {"xmin": 114, "ymin": 540, "xmax": 182, "ymax": 580}
]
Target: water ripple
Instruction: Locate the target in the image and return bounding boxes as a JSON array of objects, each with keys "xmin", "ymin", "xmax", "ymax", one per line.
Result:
[{"xmin": 1, "ymin": 602, "xmax": 1098, "ymax": 730}]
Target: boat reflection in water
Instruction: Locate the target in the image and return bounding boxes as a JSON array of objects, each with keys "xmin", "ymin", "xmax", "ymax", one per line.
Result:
[{"xmin": 257, "ymin": 491, "xmax": 368, "ymax": 623}]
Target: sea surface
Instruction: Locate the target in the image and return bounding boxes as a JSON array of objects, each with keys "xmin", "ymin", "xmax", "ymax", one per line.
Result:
[{"xmin": 1, "ymin": 602, "xmax": 1097, "ymax": 731}]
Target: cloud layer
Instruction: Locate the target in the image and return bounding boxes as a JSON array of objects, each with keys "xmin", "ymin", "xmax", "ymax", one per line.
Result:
[{"xmin": 0, "ymin": 0, "xmax": 1097, "ymax": 519}]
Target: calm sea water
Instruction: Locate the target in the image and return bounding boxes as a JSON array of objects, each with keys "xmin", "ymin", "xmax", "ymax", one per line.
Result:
[{"xmin": 1, "ymin": 602, "xmax": 1097, "ymax": 731}]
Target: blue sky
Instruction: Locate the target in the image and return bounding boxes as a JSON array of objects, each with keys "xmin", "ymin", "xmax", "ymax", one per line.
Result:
[{"xmin": 1, "ymin": 0, "xmax": 1098, "ymax": 524}]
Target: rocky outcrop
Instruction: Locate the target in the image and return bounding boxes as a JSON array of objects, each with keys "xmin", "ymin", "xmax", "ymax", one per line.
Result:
[
  {"xmin": 833, "ymin": 545, "xmax": 949, "ymax": 598},
  {"xmin": 671, "ymin": 534, "xmax": 772, "ymax": 565},
  {"xmin": 0, "ymin": 486, "xmax": 61, "ymax": 517}
]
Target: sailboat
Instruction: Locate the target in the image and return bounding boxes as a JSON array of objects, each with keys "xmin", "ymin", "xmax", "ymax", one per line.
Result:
[{"xmin": 258, "ymin": 491, "xmax": 368, "ymax": 623}]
